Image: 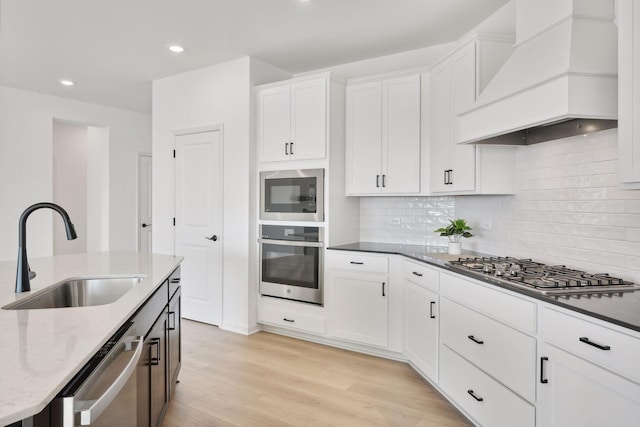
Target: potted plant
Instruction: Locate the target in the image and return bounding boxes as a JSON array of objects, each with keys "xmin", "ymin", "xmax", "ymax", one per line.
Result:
[{"xmin": 435, "ymin": 219, "xmax": 473, "ymax": 255}]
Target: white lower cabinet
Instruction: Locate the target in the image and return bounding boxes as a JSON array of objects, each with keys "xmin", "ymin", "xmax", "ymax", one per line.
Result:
[
  {"xmin": 538, "ymin": 307, "xmax": 640, "ymax": 427},
  {"xmin": 404, "ymin": 260, "xmax": 440, "ymax": 381},
  {"xmin": 440, "ymin": 345, "xmax": 535, "ymax": 427},
  {"xmin": 326, "ymin": 252, "xmax": 389, "ymax": 348},
  {"xmin": 257, "ymin": 296, "xmax": 326, "ymax": 335},
  {"xmin": 538, "ymin": 343, "xmax": 640, "ymax": 427},
  {"xmin": 405, "ymin": 281, "xmax": 439, "ymax": 381}
]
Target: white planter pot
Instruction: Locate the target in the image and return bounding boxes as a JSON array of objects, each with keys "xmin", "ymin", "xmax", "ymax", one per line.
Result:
[{"xmin": 448, "ymin": 241, "xmax": 462, "ymax": 255}]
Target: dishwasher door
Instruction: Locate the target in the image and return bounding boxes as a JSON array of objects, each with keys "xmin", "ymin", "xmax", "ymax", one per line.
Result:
[{"xmin": 52, "ymin": 323, "xmax": 143, "ymax": 427}]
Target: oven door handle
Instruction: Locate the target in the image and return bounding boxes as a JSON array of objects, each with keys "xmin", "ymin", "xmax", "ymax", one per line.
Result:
[
  {"xmin": 77, "ymin": 335, "xmax": 144, "ymax": 425},
  {"xmin": 258, "ymin": 238, "xmax": 324, "ymax": 248}
]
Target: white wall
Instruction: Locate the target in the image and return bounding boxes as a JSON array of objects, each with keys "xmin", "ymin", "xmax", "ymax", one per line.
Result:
[
  {"xmin": 52, "ymin": 121, "xmax": 88, "ymax": 254},
  {"xmin": 86, "ymin": 126, "xmax": 110, "ymax": 252},
  {"xmin": 153, "ymin": 56, "xmax": 289, "ymax": 334},
  {"xmin": 0, "ymin": 85, "xmax": 151, "ymax": 261}
]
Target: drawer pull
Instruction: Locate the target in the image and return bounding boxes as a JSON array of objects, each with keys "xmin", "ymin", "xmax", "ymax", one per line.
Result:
[
  {"xmin": 350, "ymin": 261, "xmax": 364, "ymax": 265},
  {"xmin": 429, "ymin": 301, "xmax": 436, "ymax": 319},
  {"xmin": 579, "ymin": 337, "xmax": 611, "ymax": 351},
  {"xmin": 412, "ymin": 271, "xmax": 423, "ymax": 277},
  {"xmin": 283, "ymin": 318, "xmax": 295, "ymax": 323},
  {"xmin": 382, "ymin": 282, "xmax": 386, "ymax": 297},
  {"xmin": 540, "ymin": 357, "xmax": 549, "ymax": 384},
  {"xmin": 468, "ymin": 335, "xmax": 484, "ymax": 345},
  {"xmin": 467, "ymin": 389, "xmax": 484, "ymax": 402}
]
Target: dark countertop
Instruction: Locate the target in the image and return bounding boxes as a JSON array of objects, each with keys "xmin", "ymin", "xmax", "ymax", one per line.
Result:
[{"xmin": 328, "ymin": 242, "xmax": 640, "ymax": 334}]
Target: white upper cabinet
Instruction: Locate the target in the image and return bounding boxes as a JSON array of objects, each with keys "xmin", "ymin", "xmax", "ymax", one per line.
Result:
[
  {"xmin": 258, "ymin": 77, "xmax": 327, "ymax": 163},
  {"xmin": 346, "ymin": 73, "xmax": 421, "ymax": 195},
  {"xmin": 619, "ymin": 0, "xmax": 640, "ymax": 187},
  {"xmin": 429, "ymin": 35, "xmax": 518, "ymax": 195}
]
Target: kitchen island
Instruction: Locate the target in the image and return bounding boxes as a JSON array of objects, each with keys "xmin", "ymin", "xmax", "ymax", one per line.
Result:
[{"xmin": 0, "ymin": 251, "xmax": 182, "ymax": 426}]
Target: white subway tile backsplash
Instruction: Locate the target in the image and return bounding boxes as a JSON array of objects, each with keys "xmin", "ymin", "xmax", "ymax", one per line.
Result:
[{"xmin": 358, "ymin": 129, "xmax": 640, "ymax": 282}]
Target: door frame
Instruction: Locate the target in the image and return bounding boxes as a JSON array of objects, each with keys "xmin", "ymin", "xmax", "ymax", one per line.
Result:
[{"xmin": 137, "ymin": 152, "xmax": 152, "ymax": 252}]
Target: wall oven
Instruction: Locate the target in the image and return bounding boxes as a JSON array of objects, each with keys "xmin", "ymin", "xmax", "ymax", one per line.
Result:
[
  {"xmin": 260, "ymin": 169, "xmax": 324, "ymax": 222},
  {"xmin": 259, "ymin": 224, "xmax": 323, "ymax": 305}
]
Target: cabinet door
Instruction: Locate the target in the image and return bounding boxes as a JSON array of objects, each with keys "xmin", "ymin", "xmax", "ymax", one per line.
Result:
[
  {"xmin": 290, "ymin": 78, "xmax": 327, "ymax": 161},
  {"xmin": 429, "ymin": 60, "xmax": 452, "ymax": 193},
  {"xmin": 405, "ymin": 282, "xmax": 438, "ymax": 381},
  {"xmin": 168, "ymin": 289, "xmax": 181, "ymax": 395},
  {"xmin": 149, "ymin": 311, "xmax": 168, "ymax": 427},
  {"xmin": 382, "ymin": 74, "xmax": 421, "ymax": 194},
  {"xmin": 619, "ymin": 0, "xmax": 640, "ymax": 185},
  {"xmin": 346, "ymin": 81, "xmax": 383, "ymax": 194},
  {"xmin": 538, "ymin": 343, "xmax": 640, "ymax": 427},
  {"xmin": 328, "ymin": 271, "xmax": 389, "ymax": 347},
  {"xmin": 449, "ymin": 42, "xmax": 477, "ymax": 192},
  {"xmin": 258, "ymin": 84, "xmax": 291, "ymax": 162}
]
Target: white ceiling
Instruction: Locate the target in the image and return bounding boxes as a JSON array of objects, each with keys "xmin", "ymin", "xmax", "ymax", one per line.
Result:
[{"xmin": 0, "ymin": 0, "xmax": 509, "ymax": 113}]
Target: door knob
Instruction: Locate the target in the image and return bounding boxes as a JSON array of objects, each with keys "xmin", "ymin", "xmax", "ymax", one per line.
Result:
[
  {"xmin": 205, "ymin": 235, "xmax": 218, "ymax": 241},
  {"xmin": 141, "ymin": 223, "xmax": 151, "ymax": 228}
]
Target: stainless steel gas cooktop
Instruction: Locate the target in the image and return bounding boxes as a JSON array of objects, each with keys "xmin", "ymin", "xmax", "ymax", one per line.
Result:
[{"xmin": 448, "ymin": 256, "xmax": 639, "ymax": 296}]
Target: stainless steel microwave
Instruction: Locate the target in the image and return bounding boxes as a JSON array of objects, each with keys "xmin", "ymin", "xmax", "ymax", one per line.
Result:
[{"xmin": 260, "ymin": 169, "xmax": 324, "ymax": 222}]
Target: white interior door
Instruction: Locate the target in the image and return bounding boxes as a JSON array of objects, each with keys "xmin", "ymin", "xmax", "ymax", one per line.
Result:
[
  {"xmin": 175, "ymin": 130, "xmax": 223, "ymax": 325},
  {"xmin": 138, "ymin": 154, "xmax": 152, "ymax": 253}
]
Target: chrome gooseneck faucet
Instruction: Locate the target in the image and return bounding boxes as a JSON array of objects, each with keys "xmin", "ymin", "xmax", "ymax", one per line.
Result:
[{"xmin": 16, "ymin": 203, "xmax": 78, "ymax": 293}]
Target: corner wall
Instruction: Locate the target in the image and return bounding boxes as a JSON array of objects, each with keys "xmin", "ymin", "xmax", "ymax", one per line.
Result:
[{"xmin": 152, "ymin": 57, "xmax": 261, "ymax": 333}]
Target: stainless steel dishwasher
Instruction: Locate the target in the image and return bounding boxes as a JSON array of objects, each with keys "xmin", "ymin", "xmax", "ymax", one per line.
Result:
[{"xmin": 51, "ymin": 321, "xmax": 143, "ymax": 427}]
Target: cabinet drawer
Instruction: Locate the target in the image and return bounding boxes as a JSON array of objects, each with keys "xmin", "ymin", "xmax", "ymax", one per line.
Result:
[
  {"xmin": 542, "ymin": 307, "xmax": 640, "ymax": 383},
  {"xmin": 328, "ymin": 252, "xmax": 388, "ymax": 274},
  {"xmin": 258, "ymin": 299, "xmax": 325, "ymax": 335},
  {"xmin": 440, "ymin": 345, "xmax": 535, "ymax": 427},
  {"xmin": 404, "ymin": 260, "xmax": 439, "ymax": 293},
  {"xmin": 441, "ymin": 272, "xmax": 537, "ymax": 333},
  {"xmin": 440, "ymin": 297, "xmax": 536, "ymax": 402}
]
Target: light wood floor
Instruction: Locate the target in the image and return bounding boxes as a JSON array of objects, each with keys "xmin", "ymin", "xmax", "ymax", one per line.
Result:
[{"xmin": 163, "ymin": 320, "xmax": 471, "ymax": 427}]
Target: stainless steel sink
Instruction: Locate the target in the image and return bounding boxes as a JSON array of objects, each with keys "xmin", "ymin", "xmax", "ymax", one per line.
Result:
[{"xmin": 2, "ymin": 276, "xmax": 145, "ymax": 310}]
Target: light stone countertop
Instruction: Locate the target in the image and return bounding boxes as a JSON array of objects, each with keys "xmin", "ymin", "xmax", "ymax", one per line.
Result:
[{"xmin": 0, "ymin": 251, "xmax": 183, "ymax": 425}]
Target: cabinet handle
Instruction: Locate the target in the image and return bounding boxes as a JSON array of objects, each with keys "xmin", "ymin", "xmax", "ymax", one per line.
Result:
[
  {"xmin": 540, "ymin": 356, "xmax": 549, "ymax": 384},
  {"xmin": 290, "ymin": 142, "xmax": 294, "ymax": 155},
  {"xmin": 579, "ymin": 337, "xmax": 611, "ymax": 351},
  {"xmin": 285, "ymin": 142, "xmax": 289, "ymax": 155},
  {"xmin": 168, "ymin": 311, "xmax": 177, "ymax": 331},
  {"xmin": 382, "ymin": 282, "xmax": 386, "ymax": 297},
  {"xmin": 382, "ymin": 174, "xmax": 386, "ymax": 187},
  {"xmin": 468, "ymin": 335, "xmax": 484, "ymax": 345},
  {"xmin": 429, "ymin": 301, "xmax": 436, "ymax": 319},
  {"xmin": 412, "ymin": 271, "xmax": 423, "ymax": 277},
  {"xmin": 283, "ymin": 318, "xmax": 295, "ymax": 323},
  {"xmin": 467, "ymin": 390, "xmax": 484, "ymax": 402},
  {"xmin": 443, "ymin": 169, "xmax": 447, "ymax": 185},
  {"xmin": 350, "ymin": 261, "xmax": 364, "ymax": 265},
  {"xmin": 376, "ymin": 175, "xmax": 380, "ymax": 188},
  {"xmin": 170, "ymin": 278, "xmax": 180, "ymax": 284},
  {"xmin": 149, "ymin": 338, "xmax": 161, "ymax": 366}
]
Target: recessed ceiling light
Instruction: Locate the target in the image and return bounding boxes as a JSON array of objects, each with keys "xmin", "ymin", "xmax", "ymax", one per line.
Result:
[
  {"xmin": 59, "ymin": 79, "xmax": 75, "ymax": 87},
  {"xmin": 167, "ymin": 44, "xmax": 185, "ymax": 53}
]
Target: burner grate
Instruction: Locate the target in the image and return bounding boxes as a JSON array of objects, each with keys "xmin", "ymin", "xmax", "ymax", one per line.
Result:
[{"xmin": 448, "ymin": 256, "xmax": 637, "ymax": 295}]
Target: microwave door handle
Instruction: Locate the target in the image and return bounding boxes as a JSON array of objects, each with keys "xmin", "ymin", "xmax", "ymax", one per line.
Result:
[
  {"xmin": 77, "ymin": 336, "xmax": 144, "ymax": 425},
  {"xmin": 258, "ymin": 239, "xmax": 323, "ymax": 248}
]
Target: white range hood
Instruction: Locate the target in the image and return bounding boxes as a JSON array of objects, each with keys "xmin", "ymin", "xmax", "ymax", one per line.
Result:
[{"xmin": 458, "ymin": 0, "xmax": 618, "ymax": 145}]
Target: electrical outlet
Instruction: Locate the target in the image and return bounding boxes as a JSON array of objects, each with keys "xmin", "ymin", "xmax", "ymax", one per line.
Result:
[
  {"xmin": 480, "ymin": 221, "xmax": 492, "ymax": 231},
  {"xmin": 389, "ymin": 218, "xmax": 400, "ymax": 225}
]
